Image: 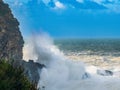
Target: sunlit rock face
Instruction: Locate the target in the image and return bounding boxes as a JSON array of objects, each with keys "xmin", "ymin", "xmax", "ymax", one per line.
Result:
[{"xmin": 0, "ymin": 0, "xmax": 24, "ymax": 60}]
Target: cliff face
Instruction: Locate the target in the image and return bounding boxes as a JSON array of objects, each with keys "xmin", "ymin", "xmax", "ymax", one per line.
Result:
[
  {"xmin": 21, "ymin": 60, "xmax": 45, "ymax": 83},
  {"xmin": 0, "ymin": 0, "xmax": 24, "ymax": 60},
  {"xmin": 0, "ymin": 0, "xmax": 44, "ymax": 83}
]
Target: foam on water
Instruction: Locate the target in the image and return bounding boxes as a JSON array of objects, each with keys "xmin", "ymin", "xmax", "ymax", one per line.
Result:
[{"xmin": 23, "ymin": 33, "xmax": 120, "ymax": 90}]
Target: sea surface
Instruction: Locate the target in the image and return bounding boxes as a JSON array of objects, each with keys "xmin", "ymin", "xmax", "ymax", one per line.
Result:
[
  {"xmin": 23, "ymin": 35, "xmax": 120, "ymax": 90},
  {"xmin": 54, "ymin": 39, "xmax": 120, "ymax": 70}
]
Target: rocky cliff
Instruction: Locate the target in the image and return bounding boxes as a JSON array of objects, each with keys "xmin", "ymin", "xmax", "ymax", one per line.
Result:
[
  {"xmin": 0, "ymin": 0, "xmax": 44, "ymax": 84},
  {"xmin": 0, "ymin": 0, "xmax": 24, "ymax": 60},
  {"xmin": 21, "ymin": 60, "xmax": 45, "ymax": 83}
]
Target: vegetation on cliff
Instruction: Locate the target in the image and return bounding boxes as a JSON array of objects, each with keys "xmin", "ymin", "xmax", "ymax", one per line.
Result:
[
  {"xmin": 0, "ymin": 60, "xmax": 37, "ymax": 90},
  {"xmin": 0, "ymin": 0, "xmax": 40, "ymax": 89}
]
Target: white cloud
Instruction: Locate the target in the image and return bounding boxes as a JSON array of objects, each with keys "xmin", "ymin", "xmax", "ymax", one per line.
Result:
[
  {"xmin": 104, "ymin": 3, "xmax": 120, "ymax": 13},
  {"xmin": 42, "ymin": 0, "xmax": 51, "ymax": 5},
  {"xmin": 4, "ymin": 0, "xmax": 29, "ymax": 6},
  {"xmin": 76, "ymin": 0, "xmax": 84, "ymax": 3},
  {"xmin": 13, "ymin": 0, "xmax": 30, "ymax": 3},
  {"xmin": 104, "ymin": 0, "xmax": 120, "ymax": 13},
  {"xmin": 91, "ymin": 0, "xmax": 120, "ymax": 13},
  {"xmin": 108, "ymin": 0, "xmax": 114, "ymax": 2},
  {"xmin": 54, "ymin": 1, "xmax": 65, "ymax": 9},
  {"xmin": 13, "ymin": 1, "xmax": 23, "ymax": 6},
  {"xmin": 4, "ymin": 0, "xmax": 120, "ymax": 13},
  {"xmin": 91, "ymin": 0, "xmax": 105, "ymax": 4},
  {"xmin": 91, "ymin": 0, "xmax": 120, "ymax": 5}
]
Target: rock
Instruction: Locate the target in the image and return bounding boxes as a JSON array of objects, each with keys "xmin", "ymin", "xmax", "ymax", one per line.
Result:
[
  {"xmin": 0, "ymin": 0, "xmax": 44, "ymax": 84},
  {"xmin": 82, "ymin": 72, "xmax": 91, "ymax": 79},
  {"xmin": 97, "ymin": 69, "xmax": 113, "ymax": 76},
  {"xmin": 21, "ymin": 60, "xmax": 45, "ymax": 83},
  {"xmin": 0, "ymin": 0, "xmax": 24, "ymax": 61}
]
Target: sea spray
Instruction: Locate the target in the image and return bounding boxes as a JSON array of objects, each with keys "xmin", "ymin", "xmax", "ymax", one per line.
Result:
[
  {"xmin": 23, "ymin": 33, "xmax": 120, "ymax": 90},
  {"xmin": 23, "ymin": 33, "xmax": 65, "ymax": 66}
]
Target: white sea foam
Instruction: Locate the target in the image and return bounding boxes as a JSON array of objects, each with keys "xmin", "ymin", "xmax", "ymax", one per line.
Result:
[{"xmin": 23, "ymin": 33, "xmax": 120, "ymax": 90}]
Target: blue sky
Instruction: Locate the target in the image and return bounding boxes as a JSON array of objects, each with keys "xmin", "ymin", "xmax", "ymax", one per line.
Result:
[{"xmin": 4, "ymin": 0, "xmax": 120, "ymax": 38}]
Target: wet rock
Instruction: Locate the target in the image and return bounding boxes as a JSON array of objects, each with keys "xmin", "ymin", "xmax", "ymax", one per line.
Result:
[
  {"xmin": 21, "ymin": 60, "xmax": 45, "ymax": 83},
  {"xmin": 82, "ymin": 72, "xmax": 91, "ymax": 79},
  {"xmin": 97, "ymin": 69, "xmax": 113, "ymax": 76}
]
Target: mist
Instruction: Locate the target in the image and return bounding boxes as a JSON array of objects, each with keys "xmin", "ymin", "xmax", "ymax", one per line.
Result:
[{"xmin": 23, "ymin": 33, "xmax": 120, "ymax": 90}]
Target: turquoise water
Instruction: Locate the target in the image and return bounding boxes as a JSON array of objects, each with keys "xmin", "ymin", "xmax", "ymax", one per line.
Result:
[{"xmin": 54, "ymin": 39, "xmax": 120, "ymax": 56}]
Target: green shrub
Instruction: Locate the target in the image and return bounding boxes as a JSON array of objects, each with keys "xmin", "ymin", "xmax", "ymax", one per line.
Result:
[{"xmin": 0, "ymin": 60, "xmax": 38, "ymax": 90}]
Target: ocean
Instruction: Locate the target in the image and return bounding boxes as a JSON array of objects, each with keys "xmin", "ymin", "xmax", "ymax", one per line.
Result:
[
  {"xmin": 54, "ymin": 38, "xmax": 120, "ymax": 69},
  {"xmin": 23, "ymin": 35, "xmax": 120, "ymax": 90}
]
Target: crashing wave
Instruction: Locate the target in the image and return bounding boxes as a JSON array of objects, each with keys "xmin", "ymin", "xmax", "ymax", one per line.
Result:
[{"xmin": 23, "ymin": 33, "xmax": 120, "ymax": 90}]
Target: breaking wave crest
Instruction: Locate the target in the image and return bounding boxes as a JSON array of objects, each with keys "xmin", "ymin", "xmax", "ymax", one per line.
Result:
[{"xmin": 23, "ymin": 33, "xmax": 120, "ymax": 90}]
